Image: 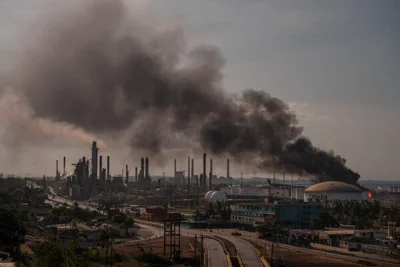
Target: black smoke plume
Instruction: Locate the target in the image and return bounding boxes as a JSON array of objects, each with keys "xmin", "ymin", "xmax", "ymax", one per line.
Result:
[{"xmin": 10, "ymin": 0, "xmax": 359, "ymax": 183}]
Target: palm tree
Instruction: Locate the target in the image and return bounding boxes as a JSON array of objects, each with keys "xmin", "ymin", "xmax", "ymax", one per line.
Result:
[
  {"xmin": 72, "ymin": 202, "xmax": 79, "ymax": 219},
  {"xmin": 97, "ymin": 230, "xmax": 111, "ymax": 266},
  {"xmin": 123, "ymin": 217, "xmax": 135, "ymax": 236}
]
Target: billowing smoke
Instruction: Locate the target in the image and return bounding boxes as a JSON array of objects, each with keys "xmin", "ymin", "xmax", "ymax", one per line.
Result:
[
  {"xmin": 0, "ymin": 88, "xmax": 106, "ymax": 149},
  {"xmin": 6, "ymin": 0, "xmax": 359, "ymax": 183}
]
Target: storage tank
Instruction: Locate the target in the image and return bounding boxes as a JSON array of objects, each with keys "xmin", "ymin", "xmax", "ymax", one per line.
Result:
[
  {"xmin": 209, "ymin": 191, "xmax": 227, "ymax": 203},
  {"xmin": 205, "ymin": 190, "xmax": 215, "ymax": 200}
]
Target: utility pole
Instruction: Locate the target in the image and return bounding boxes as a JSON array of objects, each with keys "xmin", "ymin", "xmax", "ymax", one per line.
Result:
[
  {"xmin": 200, "ymin": 235, "xmax": 204, "ymax": 267},
  {"xmin": 270, "ymin": 234, "xmax": 275, "ymax": 267},
  {"xmin": 194, "ymin": 235, "xmax": 197, "ymax": 258},
  {"xmin": 291, "ymin": 172, "xmax": 294, "ymax": 200}
]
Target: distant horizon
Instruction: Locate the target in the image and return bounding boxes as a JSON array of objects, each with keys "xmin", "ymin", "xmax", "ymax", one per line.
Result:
[{"xmin": 4, "ymin": 174, "xmax": 398, "ymax": 183}]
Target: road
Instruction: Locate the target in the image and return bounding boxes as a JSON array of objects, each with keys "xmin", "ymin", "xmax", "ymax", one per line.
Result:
[
  {"xmin": 217, "ymin": 234, "xmax": 263, "ymax": 267},
  {"xmin": 204, "ymin": 238, "xmax": 228, "ymax": 267}
]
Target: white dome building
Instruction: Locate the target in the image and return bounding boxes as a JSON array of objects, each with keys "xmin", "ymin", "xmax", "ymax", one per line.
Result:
[
  {"xmin": 210, "ymin": 191, "xmax": 227, "ymax": 203},
  {"xmin": 204, "ymin": 191, "xmax": 227, "ymax": 203},
  {"xmin": 204, "ymin": 191, "xmax": 214, "ymax": 201},
  {"xmin": 304, "ymin": 181, "xmax": 364, "ymax": 202}
]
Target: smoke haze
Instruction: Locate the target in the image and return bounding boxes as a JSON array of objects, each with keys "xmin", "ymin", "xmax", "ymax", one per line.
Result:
[{"xmin": 2, "ymin": 0, "xmax": 360, "ymax": 183}]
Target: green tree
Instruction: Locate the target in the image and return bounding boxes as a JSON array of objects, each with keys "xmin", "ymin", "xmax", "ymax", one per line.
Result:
[
  {"xmin": 32, "ymin": 241, "xmax": 65, "ymax": 267},
  {"xmin": 124, "ymin": 216, "xmax": 135, "ymax": 228},
  {"xmin": 33, "ymin": 241, "xmax": 91, "ymax": 267},
  {"xmin": 310, "ymin": 216, "xmax": 326, "ymax": 230},
  {"xmin": 0, "ymin": 208, "xmax": 25, "ymax": 251}
]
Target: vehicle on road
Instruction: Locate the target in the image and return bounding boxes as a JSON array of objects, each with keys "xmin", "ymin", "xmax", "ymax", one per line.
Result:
[{"xmin": 231, "ymin": 231, "xmax": 241, "ymax": 236}]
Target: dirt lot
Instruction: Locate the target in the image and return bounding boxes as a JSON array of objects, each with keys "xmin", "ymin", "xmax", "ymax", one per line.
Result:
[
  {"xmin": 250, "ymin": 240, "xmax": 399, "ymax": 267},
  {"xmin": 115, "ymin": 236, "xmax": 199, "ymax": 259},
  {"xmin": 112, "ymin": 236, "xmax": 201, "ymax": 266}
]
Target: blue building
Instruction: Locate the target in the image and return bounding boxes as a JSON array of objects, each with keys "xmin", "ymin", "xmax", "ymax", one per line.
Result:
[{"xmin": 275, "ymin": 202, "xmax": 323, "ymax": 229}]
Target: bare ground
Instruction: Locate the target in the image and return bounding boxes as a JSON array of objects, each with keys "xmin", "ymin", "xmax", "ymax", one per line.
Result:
[{"xmin": 250, "ymin": 240, "xmax": 399, "ymax": 267}]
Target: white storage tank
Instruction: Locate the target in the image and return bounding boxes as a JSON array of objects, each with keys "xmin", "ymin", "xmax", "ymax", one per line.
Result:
[
  {"xmin": 209, "ymin": 191, "xmax": 227, "ymax": 203},
  {"xmin": 205, "ymin": 190, "xmax": 215, "ymax": 201},
  {"xmin": 304, "ymin": 181, "xmax": 363, "ymax": 202}
]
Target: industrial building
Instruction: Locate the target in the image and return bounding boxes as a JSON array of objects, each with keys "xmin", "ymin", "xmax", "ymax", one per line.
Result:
[{"xmin": 230, "ymin": 203, "xmax": 275, "ymax": 227}]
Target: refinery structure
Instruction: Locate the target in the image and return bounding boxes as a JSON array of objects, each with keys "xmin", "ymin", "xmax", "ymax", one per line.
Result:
[
  {"xmin": 48, "ymin": 140, "xmax": 375, "ymax": 227},
  {"xmin": 53, "ymin": 141, "xmax": 236, "ymax": 206},
  {"xmin": 51, "ymin": 141, "xmax": 375, "ymax": 206}
]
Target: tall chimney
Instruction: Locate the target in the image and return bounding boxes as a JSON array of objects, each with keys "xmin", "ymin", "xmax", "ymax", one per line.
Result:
[
  {"xmin": 63, "ymin": 156, "xmax": 66, "ymax": 176},
  {"xmin": 227, "ymin": 158, "xmax": 230, "ymax": 179},
  {"xmin": 174, "ymin": 159, "xmax": 177, "ymax": 177},
  {"xmin": 56, "ymin": 160, "xmax": 59, "ymax": 176},
  {"xmin": 99, "ymin": 156, "xmax": 103, "ymax": 181},
  {"xmin": 191, "ymin": 159, "xmax": 194, "ymax": 178},
  {"xmin": 188, "ymin": 156, "xmax": 191, "ymax": 193},
  {"xmin": 107, "ymin": 156, "xmax": 110, "ymax": 180},
  {"xmin": 135, "ymin": 167, "xmax": 138, "ymax": 183},
  {"xmin": 86, "ymin": 159, "xmax": 89, "ymax": 180},
  {"xmin": 145, "ymin": 157, "xmax": 149, "ymax": 178},
  {"xmin": 203, "ymin": 153, "xmax": 207, "ymax": 186},
  {"xmin": 209, "ymin": 158, "xmax": 213, "ymax": 189},
  {"xmin": 91, "ymin": 141, "xmax": 98, "ymax": 180},
  {"xmin": 125, "ymin": 164, "xmax": 129, "ymax": 184},
  {"xmin": 140, "ymin": 158, "xmax": 144, "ymax": 180}
]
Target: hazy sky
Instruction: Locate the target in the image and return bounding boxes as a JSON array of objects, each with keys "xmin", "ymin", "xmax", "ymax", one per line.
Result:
[{"xmin": 0, "ymin": 0, "xmax": 399, "ymax": 180}]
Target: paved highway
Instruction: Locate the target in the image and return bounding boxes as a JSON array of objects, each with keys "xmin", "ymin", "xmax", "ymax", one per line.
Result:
[
  {"xmin": 204, "ymin": 238, "xmax": 228, "ymax": 267},
  {"xmin": 217, "ymin": 233, "xmax": 263, "ymax": 267}
]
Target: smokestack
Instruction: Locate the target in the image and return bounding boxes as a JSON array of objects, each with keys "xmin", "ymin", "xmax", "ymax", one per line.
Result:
[
  {"xmin": 56, "ymin": 160, "xmax": 59, "ymax": 176},
  {"xmin": 107, "ymin": 156, "xmax": 110, "ymax": 180},
  {"xmin": 191, "ymin": 158, "xmax": 194, "ymax": 178},
  {"xmin": 125, "ymin": 164, "xmax": 129, "ymax": 184},
  {"xmin": 63, "ymin": 156, "xmax": 66, "ymax": 176},
  {"xmin": 145, "ymin": 157, "xmax": 149, "ymax": 178},
  {"xmin": 209, "ymin": 158, "xmax": 213, "ymax": 189},
  {"xmin": 86, "ymin": 160, "xmax": 89, "ymax": 181},
  {"xmin": 135, "ymin": 167, "xmax": 138, "ymax": 183},
  {"xmin": 174, "ymin": 159, "xmax": 177, "ymax": 177},
  {"xmin": 99, "ymin": 156, "xmax": 103, "ymax": 181},
  {"xmin": 203, "ymin": 153, "xmax": 207, "ymax": 186},
  {"xmin": 188, "ymin": 156, "xmax": 191, "ymax": 193},
  {"xmin": 227, "ymin": 158, "xmax": 230, "ymax": 179},
  {"xmin": 140, "ymin": 158, "xmax": 144, "ymax": 180},
  {"xmin": 91, "ymin": 141, "xmax": 98, "ymax": 180}
]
